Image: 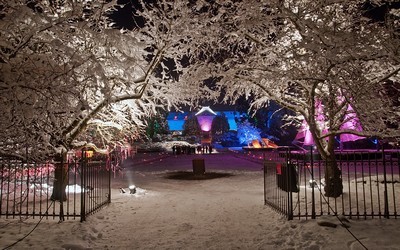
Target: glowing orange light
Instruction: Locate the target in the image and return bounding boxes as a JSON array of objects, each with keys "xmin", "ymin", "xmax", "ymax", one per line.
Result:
[
  {"xmin": 252, "ymin": 139, "xmax": 262, "ymax": 148},
  {"xmin": 85, "ymin": 150, "xmax": 94, "ymax": 158}
]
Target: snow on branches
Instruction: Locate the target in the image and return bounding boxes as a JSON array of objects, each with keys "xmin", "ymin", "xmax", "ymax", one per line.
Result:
[
  {"xmin": 0, "ymin": 0, "xmax": 217, "ymax": 161},
  {"xmin": 186, "ymin": 0, "xmax": 400, "ymax": 151}
]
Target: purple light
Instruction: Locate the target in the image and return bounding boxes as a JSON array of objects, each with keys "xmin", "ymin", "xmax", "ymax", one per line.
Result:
[
  {"xmin": 196, "ymin": 116, "xmax": 214, "ymax": 132},
  {"xmin": 295, "ymin": 120, "xmax": 314, "ymax": 146},
  {"xmin": 295, "ymin": 102, "xmax": 365, "ymax": 146},
  {"xmin": 195, "ymin": 106, "xmax": 217, "ymax": 132},
  {"xmin": 294, "ymin": 100, "xmax": 327, "ymax": 146},
  {"xmin": 303, "ymin": 126, "xmax": 314, "ymax": 146},
  {"xmin": 340, "ymin": 105, "xmax": 364, "ymax": 142}
]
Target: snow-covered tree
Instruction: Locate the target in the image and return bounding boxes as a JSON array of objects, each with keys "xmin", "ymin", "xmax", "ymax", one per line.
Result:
[
  {"xmin": 0, "ymin": 1, "xmax": 217, "ymax": 159},
  {"xmin": 211, "ymin": 113, "xmax": 230, "ymax": 135},
  {"xmin": 2, "ymin": 0, "xmax": 399, "ymax": 200},
  {"xmin": 182, "ymin": 0, "xmax": 400, "ymax": 197},
  {"xmin": 182, "ymin": 115, "xmax": 201, "ymax": 136},
  {"xmin": 237, "ymin": 121, "xmax": 262, "ymax": 145},
  {"xmin": 0, "ymin": 0, "xmax": 218, "ymax": 200},
  {"xmin": 145, "ymin": 111, "xmax": 169, "ymax": 141}
]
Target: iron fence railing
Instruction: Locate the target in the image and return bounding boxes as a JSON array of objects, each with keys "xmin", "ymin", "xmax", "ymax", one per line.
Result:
[
  {"xmin": 79, "ymin": 157, "xmax": 111, "ymax": 222},
  {"xmin": 0, "ymin": 152, "xmax": 112, "ymax": 222},
  {"xmin": 262, "ymin": 148, "xmax": 399, "ymax": 220}
]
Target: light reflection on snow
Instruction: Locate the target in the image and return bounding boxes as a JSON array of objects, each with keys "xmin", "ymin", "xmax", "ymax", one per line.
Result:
[
  {"xmin": 120, "ymin": 187, "xmax": 148, "ymax": 196},
  {"xmin": 66, "ymin": 184, "xmax": 86, "ymax": 193},
  {"xmin": 27, "ymin": 183, "xmax": 90, "ymax": 193}
]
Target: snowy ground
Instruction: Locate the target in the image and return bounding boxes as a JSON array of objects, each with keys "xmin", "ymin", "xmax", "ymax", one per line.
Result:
[{"xmin": 1, "ymin": 151, "xmax": 399, "ymax": 250}]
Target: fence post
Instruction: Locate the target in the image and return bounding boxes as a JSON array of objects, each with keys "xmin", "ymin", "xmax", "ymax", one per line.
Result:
[
  {"xmin": 108, "ymin": 158, "xmax": 111, "ymax": 204},
  {"xmin": 287, "ymin": 147, "xmax": 293, "ymax": 220},
  {"xmin": 311, "ymin": 147, "xmax": 316, "ymax": 219},
  {"xmin": 80, "ymin": 149, "xmax": 86, "ymax": 222},
  {"xmin": 263, "ymin": 152, "xmax": 267, "ymax": 205},
  {"xmin": 382, "ymin": 145, "xmax": 389, "ymax": 218},
  {"xmin": 59, "ymin": 154, "xmax": 65, "ymax": 222}
]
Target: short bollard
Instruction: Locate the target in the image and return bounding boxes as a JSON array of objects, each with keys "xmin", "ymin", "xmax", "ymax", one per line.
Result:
[{"xmin": 192, "ymin": 158, "xmax": 205, "ymax": 176}]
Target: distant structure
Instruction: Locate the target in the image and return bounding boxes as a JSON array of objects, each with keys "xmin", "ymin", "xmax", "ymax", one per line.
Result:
[
  {"xmin": 293, "ymin": 120, "xmax": 315, "ymax": 148},
  {"xmin": 195, "ymin": 106, "xmax": 217, "ymax": 144},
  {"xmin": 167, "ymin": 109, "xmax": 246, "ymax": 133},
  {"xmin": 167, "ymin": 112, "xmax": 190, "ymax": 133},
  {"xmin": 195, "ymin": 106, "xmax": 217, "ymax": 132},
  {"xmin": 339, "ymin": 104, "xmax": 365, "ymax": 144},
  {"xmin": 293, "ymin": 104, "xmax": 365, "ymax": 150}
]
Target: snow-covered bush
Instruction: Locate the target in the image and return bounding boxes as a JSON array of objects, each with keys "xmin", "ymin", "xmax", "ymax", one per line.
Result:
[{"xmin": 236, "ymin": 121, "xmax": 262, "ymax": 145}]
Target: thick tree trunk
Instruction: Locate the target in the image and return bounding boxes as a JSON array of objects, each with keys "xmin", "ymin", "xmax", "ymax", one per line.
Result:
[
  {"xmin": 51, "ymin": 152, "xmax": 68, "ymax": 201},
  {"xmin": 323, "ymin": 155, "xmax": 343, "ymax": 197},
  {"xmin": 323, "ymin": 135, "xmax": 343, "ymax": 198}
]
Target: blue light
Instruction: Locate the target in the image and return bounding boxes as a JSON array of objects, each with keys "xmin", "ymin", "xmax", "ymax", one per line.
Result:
[{"xmin": 237, "ymin": 121, "xmax": 262, "ymax": 145}]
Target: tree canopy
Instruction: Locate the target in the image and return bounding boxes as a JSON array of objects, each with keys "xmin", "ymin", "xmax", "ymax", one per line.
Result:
[
  {"xmin": 0, "ymin": 0, "xmax": 215, "ymax": 160},
  {"xmin": 1, "ymin": 0, "xmax": 399, "ymax": 167},
  {"xmin": 175, "ymin": 0, "xmax": 400, "ymax": 197},
  {"xmin": 184, "ymin": 0, "xmax": 400, "ymax": 150}
]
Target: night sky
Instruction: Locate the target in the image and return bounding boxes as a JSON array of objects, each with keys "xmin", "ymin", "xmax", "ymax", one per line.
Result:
[
  {"xmin": 108, "ymin": 1, "xmax": 400, "ymax": 29},
  {"xmin": 108, "ymin": 0, "xmax": 144, "ymax": 30},
  {"xmin": 107, "ymin": 0, "xmax": 399, "ymax": 113}
]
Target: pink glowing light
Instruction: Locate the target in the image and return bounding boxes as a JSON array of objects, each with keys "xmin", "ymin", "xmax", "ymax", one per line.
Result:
[
  {"xmin": 196, "ymin": 116, "xmax": 213, "ymax": 131},
  {"xmin": 293, "ymin": 100, "xmax": 327, "ymax": 146},
  {"xmin": 201, "ymin": 123, "xmax": 211, "ymax": 131},
  {"xmin": 340, "ymin": 104, "xmax": 364, "ymax": 142},
  {"xmin": 195, "ymin": 106, "xmax": 217, "ymax": 132},
  {"xmin": 294, "ymin": 101, "xmax": 365, "ymax": 147},
  {"xmin": 295, "ymin": 120, "xmax": 315, "ymax": 146}
]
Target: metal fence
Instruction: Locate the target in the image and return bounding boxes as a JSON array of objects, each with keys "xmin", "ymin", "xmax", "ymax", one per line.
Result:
[
  {"xmin": 263, "ymin": 148, "xmax": 399, "ymax": 220},
  {"xmin": 0, "ymin": 152, "xmax": 111, "ymax": 222}
]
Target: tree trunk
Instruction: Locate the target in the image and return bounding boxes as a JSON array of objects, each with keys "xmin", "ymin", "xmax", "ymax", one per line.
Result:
[
  {"xmin": 323, "ymin": 135, "xmax": 343, "ymax": 198},
  {"xmin": 51, "ymin": 152, "xmax": 68, "ymax": 201}
]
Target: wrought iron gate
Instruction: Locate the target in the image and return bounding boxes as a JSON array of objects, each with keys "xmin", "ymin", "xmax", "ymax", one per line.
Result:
[
  {"xmin": 263, "ymin": 148, "xmax": 399, "ymax": 220},
  {"xmin": 1, "ymin": 151, "xmax": 111, "ymax": 222}
]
